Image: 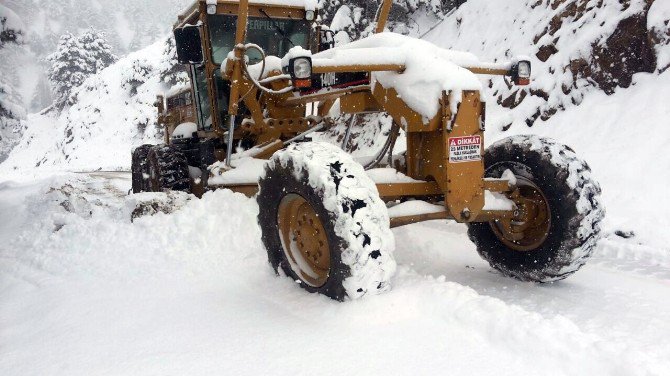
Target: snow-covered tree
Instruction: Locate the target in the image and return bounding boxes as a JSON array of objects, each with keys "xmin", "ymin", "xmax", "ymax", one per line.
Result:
[
  {"xmin": 318, "ymin": 0, "xmax": 461, "ymax": 41},
  {"xmin": 157, "ymin": 37, "xmax": 188, "ymax": 87},
  {"xmin": 78, "ymin": 29, "xmax": 118, "ymax": 72},
  {"xmin": 0, "ymin": 3, "xmax": 27, "ymax": 162},
  {"xmin": 0, "ymin": 7, "xmax": 24, "ymax": 47},
  {"xmin": 47, "ymin": 33, "xmax": 87, "ymax": 110},
  {"xmin": 47, "ymin": 29, "xmax": 117, "ymax": 110}
]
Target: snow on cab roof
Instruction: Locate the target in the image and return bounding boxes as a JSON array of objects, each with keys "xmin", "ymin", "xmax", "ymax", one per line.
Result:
[
  {"xmin": 247, "ymin": 0, "xmax": 317, "ymax": 9},
  {"xmin": 179, "ymin": 0, "xmax": 317, "ymax": 16},
  {"xmin": 312, "ymin": 32, "xmax": 483, "ymax": 119}
]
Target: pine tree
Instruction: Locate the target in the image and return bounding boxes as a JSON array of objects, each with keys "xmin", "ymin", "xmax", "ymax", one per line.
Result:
[
  {"xmin": 46, "ymin": 29, "xmax": 117, "ymax": 110},
  {"xmin": 47, "ymin": 33, "xmax": 87, "ymax": 110},
  {"xmin": 78, "ymin": 29, "xmax": 118, "ymax": 72}
]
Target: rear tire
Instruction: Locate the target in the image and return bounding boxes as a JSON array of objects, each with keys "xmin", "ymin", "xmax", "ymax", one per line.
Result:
[
  {"xmin": 257, "ymin": 141, "xmax": 396, "ymax": 301},
  {"xmin": 146, "ymin": 145, "xmax": 191, "ymax": 193},
  {"xmin": 131, "ymin": 144, "xmax": 152, "ymax": 193},
  {"xmin": 467, "ymin": 135, "xmax": 604, "ymax": 282}
]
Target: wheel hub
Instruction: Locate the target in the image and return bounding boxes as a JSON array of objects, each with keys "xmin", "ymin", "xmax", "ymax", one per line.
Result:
[
  {"xmin": 490, "ymin": 176, "xmax": 551, "ymax": 251},
  {"xmin": 277, "ymin": 194, "xmax": 330, "ymax": 287}
]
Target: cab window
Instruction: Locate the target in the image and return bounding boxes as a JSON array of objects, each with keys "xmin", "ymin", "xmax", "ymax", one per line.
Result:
[
  {"xmin": 208, "ymin": 14, "xmax": 310, "ymax": 64},
  {"xmin": 192, "ymin": 65, "xmax": 213, "ymax": 131}
]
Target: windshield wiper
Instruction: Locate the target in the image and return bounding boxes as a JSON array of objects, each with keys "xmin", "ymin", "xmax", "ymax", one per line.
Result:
[{"xmin": 259, "ymin": 9, "xmax": 295, "ymax": 48}]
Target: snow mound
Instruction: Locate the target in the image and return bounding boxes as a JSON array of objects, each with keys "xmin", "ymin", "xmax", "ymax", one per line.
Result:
[{"xmin": 170, "ymin": 121, "xmax": 197, "ymax": 140}]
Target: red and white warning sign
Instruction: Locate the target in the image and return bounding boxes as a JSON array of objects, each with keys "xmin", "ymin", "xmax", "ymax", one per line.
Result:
[{"xmin": 448, "ymin": 135, "xmax": 482, "ymax": 163}]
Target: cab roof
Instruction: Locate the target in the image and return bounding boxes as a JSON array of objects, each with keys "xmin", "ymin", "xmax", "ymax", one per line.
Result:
[{"xmin": 176, "ymin": 0, "xmax": 317, "ymax": 28}]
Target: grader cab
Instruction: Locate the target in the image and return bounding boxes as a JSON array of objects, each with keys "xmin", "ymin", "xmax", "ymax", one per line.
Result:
[{"xmin": 132, "ymin": 0, "xmax": 604, "ymax": 301}]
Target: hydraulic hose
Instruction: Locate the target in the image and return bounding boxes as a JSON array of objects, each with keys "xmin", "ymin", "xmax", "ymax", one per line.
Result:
[
  {"xmin": 364, "ymin": 120, "xmax": 400, "ymax": 170},
  {"xmin": 239, "ymin": 43, "xmax": 293, "ymax": 95}
]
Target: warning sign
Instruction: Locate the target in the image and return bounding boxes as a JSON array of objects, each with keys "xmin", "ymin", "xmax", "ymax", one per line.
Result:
[{"xmin": 448, "ymin": 135, "xmax": 482, "ymax": 163}]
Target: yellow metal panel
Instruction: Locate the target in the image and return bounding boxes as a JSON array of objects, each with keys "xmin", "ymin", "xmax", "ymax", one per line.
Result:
[
  {"xmin": 375, "ymin": 182, "xmax": 442, "ymax": 199},
  {"xmin": 339, "ymin": 92, "xmax": 381, "ymax": 113},
  {"xmin": 444, "ymin": 91, "xmax": 485, "ymax": 221},
  {"xmin": 370, "ymin": 83, "xmax": 440, "ymax": 132}
]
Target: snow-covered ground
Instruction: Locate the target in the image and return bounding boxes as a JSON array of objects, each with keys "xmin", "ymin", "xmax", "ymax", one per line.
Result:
[
  {"xmin": 2, "ymin": 0, "xmax": 669, "ymax": 373},
  {"xmin": 1, "ymin": 172, "xmax": 669, "ymax": 375}
]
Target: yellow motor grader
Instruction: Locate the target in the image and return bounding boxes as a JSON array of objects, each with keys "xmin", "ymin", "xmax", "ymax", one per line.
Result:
[{"xmin": 131, "ymin": 0, "xmax": 604, "ymax": 300}]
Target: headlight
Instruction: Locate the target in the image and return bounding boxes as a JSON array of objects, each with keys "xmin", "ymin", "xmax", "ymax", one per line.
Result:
[
  {"xmin": 305, "ymin": 10, "xmax": 315, "ymax": 21},
  {"xmin": 286, "ymin": 56, "xmax": 313, "ymax": 89},
  {"xmin": 206, "ymin": 0, "xmax": 217, "ymax": 14},
  {"xmin": 512, "ymin": 60, "xmax": 531, "ymax": 85},
  {"xmin": 293, "ymin": 57, "xmax": 312, "ymax": 79},
  {"xmin": 517, "ymin": 61, "xmax": 531, "ymax": 78}
]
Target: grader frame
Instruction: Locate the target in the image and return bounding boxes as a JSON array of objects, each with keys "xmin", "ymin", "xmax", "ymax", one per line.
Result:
[{"xmin": 166, "ymin": 0, "xmax": 531, "ymax": 229}]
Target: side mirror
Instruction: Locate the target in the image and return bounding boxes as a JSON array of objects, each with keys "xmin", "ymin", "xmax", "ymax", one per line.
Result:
[
  {"xmin": 174, "ymin": 25, "xmax": 203, "ymax": 64},
  {"xmin": 319, "ymin": 29, "xmax": 335, "ymax": 51}
]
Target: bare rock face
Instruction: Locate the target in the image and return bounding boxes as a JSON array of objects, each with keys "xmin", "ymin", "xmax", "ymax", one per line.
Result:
[{"xmin": 588, "ymin": 13, "xmax": 657, "ymax": 94}]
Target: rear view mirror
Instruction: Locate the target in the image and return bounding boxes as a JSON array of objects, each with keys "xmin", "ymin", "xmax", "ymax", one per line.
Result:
[
  {"xmin": 174, "ymin": 25, "xmax": 203, "ymax": 64},
  {"xmin": 319, "ymin": 29, "xmax": 335, "ymax": 51}
]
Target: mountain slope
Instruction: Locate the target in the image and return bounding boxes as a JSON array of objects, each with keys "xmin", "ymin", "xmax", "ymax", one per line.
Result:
[{"xmin": 0, "ymin": 38, "xmax": 183, "ymax": 172}]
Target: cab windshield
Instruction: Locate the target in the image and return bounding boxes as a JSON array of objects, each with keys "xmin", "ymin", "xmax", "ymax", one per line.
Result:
[{"xmin": 208, "ymin": 14, "xmax": 310, "ymax": 64}]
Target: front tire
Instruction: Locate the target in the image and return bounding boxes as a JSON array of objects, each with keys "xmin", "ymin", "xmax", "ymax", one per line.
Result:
[
  {"xmin": 131, "ymin": 144, "xmax": 152, "ymax": 193},
  {"xmin": 468, "ymin": 135, "xmax": 604, "ymax": 282},
  {"xmin": 146, "ymin": 145, "xmax": 191, "ymax": 193},
  {"xmin": 257, "ymin": 142, "xmax": 396, "ymax": 301}
]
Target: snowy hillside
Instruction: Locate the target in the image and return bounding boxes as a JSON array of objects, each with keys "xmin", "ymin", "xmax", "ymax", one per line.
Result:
[
  {"xmin": 0, "ymin": 0, "xmax": 190, "ymax": 113},
  {"xmin": 0, "ymin": 38, "xmax": 183, "ymax": 172},
  {"xmin": 417, "ymin": 0, "xmax": 668, "ymax": 127}
]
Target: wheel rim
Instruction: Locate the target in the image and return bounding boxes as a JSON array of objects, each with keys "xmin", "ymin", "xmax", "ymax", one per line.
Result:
[
  {"xmin": 489, "ymin": 176, "xmax": 551, "ymax": 251},
  {"xmin": 277, "ymin": 194, "xmax": 331, "ymax": 287}
]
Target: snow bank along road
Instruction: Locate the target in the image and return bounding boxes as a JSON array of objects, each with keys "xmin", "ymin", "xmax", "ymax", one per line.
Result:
[{"xmin": 1, "ymin": 172, "xmax": 669, "ymax": 375}]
